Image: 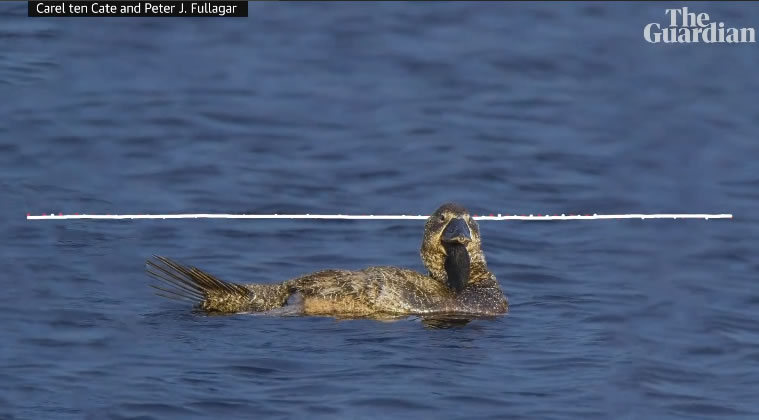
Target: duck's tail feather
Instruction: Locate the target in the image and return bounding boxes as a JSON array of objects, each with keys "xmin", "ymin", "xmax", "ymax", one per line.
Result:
[{"xmin": 147, "ymin": 256, "xmax": 290, "ymax": 313}]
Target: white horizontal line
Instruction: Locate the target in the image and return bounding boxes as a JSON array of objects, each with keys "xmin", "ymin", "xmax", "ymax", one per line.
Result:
[{"xmin": 26, "ymin": 213, "xmax": 733, "ymax": 221}]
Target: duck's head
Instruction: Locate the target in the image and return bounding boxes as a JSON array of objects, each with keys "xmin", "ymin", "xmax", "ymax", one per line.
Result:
[{"xmin": 420, "ymin": 203, "xmax": 488, "ymax": 293}]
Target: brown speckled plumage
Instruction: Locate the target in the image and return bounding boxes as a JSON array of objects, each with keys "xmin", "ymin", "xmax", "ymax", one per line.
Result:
[{"xmin": 147, "ymin": 203, "xmax": 508, "ymax": 318}]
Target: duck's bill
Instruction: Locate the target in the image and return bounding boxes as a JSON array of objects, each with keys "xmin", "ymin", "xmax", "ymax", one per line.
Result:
[{"xmin": 442, "ymin": 217, "xmax": 471, "ymax": 244}]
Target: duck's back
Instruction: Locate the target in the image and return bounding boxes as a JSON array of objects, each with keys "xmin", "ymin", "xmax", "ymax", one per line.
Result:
[{"xmin": 288, "ymin": 266, "xmax": 451, "ymax": 316}]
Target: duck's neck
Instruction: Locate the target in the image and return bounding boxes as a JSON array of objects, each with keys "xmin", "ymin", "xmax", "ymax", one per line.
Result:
[
  {"xmin": 428, "ymin": 249, "xmax": 489, "ymax": 292},
  {"xmin": 443, "ymin": 243, "xmax": 470, "ymax": 293}
]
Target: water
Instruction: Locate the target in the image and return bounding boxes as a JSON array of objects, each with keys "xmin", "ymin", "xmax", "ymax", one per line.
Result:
[{"xmin": 2, "ymin": 2, "xmax": 758, "ymax": 419}]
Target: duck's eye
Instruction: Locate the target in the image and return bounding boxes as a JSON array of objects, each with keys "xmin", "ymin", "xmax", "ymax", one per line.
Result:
[{"xmin": 439, "ymin": 214, "xmax": 446, "ymax": 222}]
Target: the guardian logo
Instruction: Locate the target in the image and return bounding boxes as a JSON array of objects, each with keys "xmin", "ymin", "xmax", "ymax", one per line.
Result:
[{"xmin": 644, "ymin": 7, "xmax": 756, "ymax": 44}]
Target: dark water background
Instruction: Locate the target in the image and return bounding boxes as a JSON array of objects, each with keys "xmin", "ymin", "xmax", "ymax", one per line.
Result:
[{"xmin": 2, "ymin": 1, "xmax": 758, "ymax": 419}]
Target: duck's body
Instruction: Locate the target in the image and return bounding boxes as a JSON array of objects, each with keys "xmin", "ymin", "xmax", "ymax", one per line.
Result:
[{"xmin": 148, "ymin": 203, "xmax": 508, "ymax": 318}]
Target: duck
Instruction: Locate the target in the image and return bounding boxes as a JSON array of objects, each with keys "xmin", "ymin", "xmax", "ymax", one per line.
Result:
[{"xmin": 147, "ymin": 203, "xmax": 508, "ymax": 318}]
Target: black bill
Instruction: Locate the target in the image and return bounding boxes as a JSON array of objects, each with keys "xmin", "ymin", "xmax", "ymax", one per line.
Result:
[{"xmin": 442, "ymin": 217, "xmax": 471, "ymax": 245}]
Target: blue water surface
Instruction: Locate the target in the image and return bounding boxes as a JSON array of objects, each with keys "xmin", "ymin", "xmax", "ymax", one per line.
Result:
[{"xmin": 1, "ymin": 2, "xmax": 758, "ymax": 419}]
